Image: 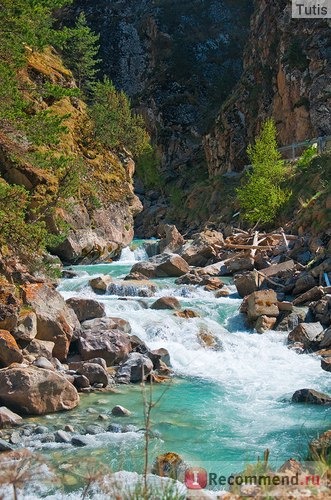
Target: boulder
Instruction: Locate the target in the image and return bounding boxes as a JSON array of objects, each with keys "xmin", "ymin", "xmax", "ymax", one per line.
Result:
[
  {"xmin": 0, "ymin": 406, "xmax": 23, "ymax": 428},
  {"xmin": 73, "ymin": 374, "xmax": 90, "ymax": 389},
  {"xmin": 174, "ymin": 309, "xmax": 200, "ymax": 319},
  {"xmin": 275, "ymin": 306, "xmax": 310, "ymax": 331},
  {"xmin": 292, "ymin": 388, "xmax": 331, "ymax": 405},
  {"xmin": 132, "ymin": 254, "xmax": 189, "ymax": 278},
  {"xmin": 55, "ymin": 430, "xmax": 71, "ymax": 443},
  {"xmin": 310, "ymin": 295, "xmax": 331, "ymax": 327},
  {"xmin": 255, "ymin": 315, "xmax": 277, "ymax": 333},
  {"xmin": 152, "ymin": 452, "xmax": 185, "ymax": 480},
  {"xmin": 89, "ymin": 276, "xmax": 113, "ymax": 294},
  {"xmin": 224, "ymin": 256, "xmax": 255, "ymax": 274},
  {"xmin": 158, "ymin": 224, "xmax": 185, "ymax": 253},
  {"xmin": 107, "ymin": 280, "xmax": 156, "ymax": 297},
  {"xmin": 66, "ymin": 298, "xmax": 106, "ymax": 323},
  {"xmin": 76, "ymin": 362, "xmax": 109, "ymax": 387},
  {"xmin": 319, "ymin": 327, "xmax": 331, "ymax": 349},
  {"xmin": 287, "ymin": 322, "xmax": 324, "ymax": 350},
  {"xmin": 202, "ymin": 277, "xmax": 225, "ymax": 291},
  {"xmin": 21, "ymin": 283, "xmax": 81, "ymax": 361},
  {"xmin": 151, "ymin": 297, "xmax": 181, "ymax": 310},
  {"xmin": 180, "ymin": 230, "xmax": 224, "ymax": 266},
  {"xmin": 32, "ymin": 357, "xmax": 55, "ymax": 371},
  {"xmin": 111, "ymin": 405, "xmax": 131, "ymax": 416},
  {"xmin": 215, "ymin": 288, "xmax": 231, "ymax": 297},
  {"xmin": 13, "ymin": 311, "xmax": 37, "ymax": 342},
  {"xmin": 0, "ymin": 438, "xmax": 14, "ymax": 452},
  {"xmin": 22, "ymin": 339, "xmax": 55, "ymax": 360},
  {"xmin": 175, "ymin": 271, "xmax": 202, "ymax": 286},
  {"xmin": 234, "ymin": 270, "xmax": 262, "ymax": 298},
  {"xmin": 116, "ymin": 353, "xmax": 153, "ymax": 383},
  {"xmin": 246, "ymin": 290, "xmax": 279, "ymax": 322},
  {"xmin": 71, "ymin": 435, "xmax": 90, "ymax": 447},
  {"xmin": 0, "ymin": 330, "xmax": 23, "ymax": 367},
  {"xmin": 0, "ymin": 366, "xmax": 79, "ymax": 415},
  {"xmin": 79, "ymin": 318, "xmax": 131, "ymax": 366},
  {"xmin": 124, "ymin": 272, "xmax": 150, "ymax": 281}
]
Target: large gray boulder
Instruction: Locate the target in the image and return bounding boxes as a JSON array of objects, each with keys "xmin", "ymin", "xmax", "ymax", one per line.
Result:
[
  {"xmin": 116, "ymin": 353, "xmax": 153, "ymax": 383},
  {"xmin": 78, "ymin": 318, "xmax": 132, "ymax": 366},
  {"xmin": 66, "ymin": 298, "xmax": 106, "ymax": 323},
  {"xmin": 287, "ymin": 322, "xmax": 324, "ymax": 350}
]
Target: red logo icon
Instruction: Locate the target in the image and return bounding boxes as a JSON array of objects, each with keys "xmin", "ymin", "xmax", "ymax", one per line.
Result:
[{"xmin": 185, "ymin": 467, "xmax": 208, "ymax": 489}]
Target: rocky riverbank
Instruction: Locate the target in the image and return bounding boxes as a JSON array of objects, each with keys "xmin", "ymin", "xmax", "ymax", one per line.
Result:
[{"xmin": 0, "ymin": 224, "xmax": 330, "ymax": 496}]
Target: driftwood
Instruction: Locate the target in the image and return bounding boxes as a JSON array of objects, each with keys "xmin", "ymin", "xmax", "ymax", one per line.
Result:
[{"xmin": 224, "ymin": 244, "xmax": 274, "ymax": 250}]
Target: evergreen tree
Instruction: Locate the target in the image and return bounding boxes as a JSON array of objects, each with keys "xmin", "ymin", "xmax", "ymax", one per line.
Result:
[
  {"xmin": 237, "ymin": 118, "xmax": 289, "ymax": 224},
  {"xmin": 62, "ymin": 13, "xmax": 100, "ymax": 95}
]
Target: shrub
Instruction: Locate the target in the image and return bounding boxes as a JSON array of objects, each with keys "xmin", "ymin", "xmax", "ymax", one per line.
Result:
[{"xmin": 237, "ymin": 118, "xmax": 290, "ymax": 224}]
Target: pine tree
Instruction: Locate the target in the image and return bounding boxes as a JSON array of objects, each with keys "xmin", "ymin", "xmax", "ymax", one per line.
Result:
[
  {"xmin": 237, "ymin": 118, "xmax": 290, "ymax": 224},
  {"xmin": 63, "ymin": 12, "xmax": 100, "ymax": 95}
]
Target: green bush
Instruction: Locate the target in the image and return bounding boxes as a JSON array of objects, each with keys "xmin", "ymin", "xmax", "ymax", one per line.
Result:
[
  {"xmin": 89, "ymin": 78, "xmax": 151, "ymax": 158},
  {"xmin": 296, "ymin": 144, "xmax": 318, "ymax": 171},
  {"xmin": 237, "ymin": 118, "xmax": 290, "ymax": 224}
]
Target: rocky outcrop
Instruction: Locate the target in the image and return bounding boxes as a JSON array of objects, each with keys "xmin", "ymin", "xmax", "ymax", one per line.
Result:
[
  {"xmin": 205, "ymin": 0, "xmax": 331, "ymax": 176},
  {"xmin": 131, "ymin": 254, "xmax": 189, "ymax": 278},
  {"xmin": 66, "ymin": 298, "xmax": 106, "ymax": 322},
  {"xmin": 0, "ymin": 366, "xmax": 79, "ymax": 415},
  {"xmin": 292, "ymin": 388, "xmax": 331, "ymax": 406}
]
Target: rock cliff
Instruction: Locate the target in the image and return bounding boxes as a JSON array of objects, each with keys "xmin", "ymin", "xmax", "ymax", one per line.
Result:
[{"xmin": 204, "ymin": 0, "xmax": 331, "ymax": 176}]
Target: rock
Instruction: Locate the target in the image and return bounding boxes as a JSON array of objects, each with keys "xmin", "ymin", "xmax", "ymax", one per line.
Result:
[
  {"xmin": 0, "ymin": 284, "xmax": 20, "ymax": 331},
  {"xmin": 0, "ymin": 407, "xmax": 23, "ymax": 428},
  {"xmin": 197, "ymin": 330, "xmax": 223, "ymax": 350},
  {"xmin": 215, "ymin": 288, "xmax": 231, "ymax": 297},
  {"xmin": 116, "ymin": 353, "xmax": 153, "ymax": 383},
  {"xmin": 107, "ymin": 280, "xmax": 156, "ymax": 297},
  {"xmin": 0, "ymin": 438, "xmax": 14, "ymax": 452},
  {"xmin": 202, "ymin": 277, "xmax": 225, "ymax": 291},
  {"xmin": 71, "ymin": 435, "xmax": 90, "ymax": 447},
  {"xmin": 13, "ymin": 311, "xmax": 37, "ymax": 342},
  {"xmin": 277, "ymin": 301, "xmax": 293, "ymax": 312},
  {"xmin": 234, "ymin": 270, "xmax": 262, "ymax": 298},
  {"xmin": 261, "ymin": 260, "xmax": 296, "ymax": 278},
  {"xmin": 66, "ymin": 298, "xmax": 105, "ymax": 323},
  {"xmin": 275, "ymin": 306, "xmax": 310, "ymax": 331},
  {"xmin": 0, "ymin": 330, "xmax": 23, "ymax": 367},
  {"xmin": 293, "ymin": 286, "xmax": 325, "ymax": 306},
  {"xmin": 321, "ymin": 357, "xmax": 331, "ymax": 372},
  {"xmin": 319, "ymin": 327, "xmax": 331, "ymax": 349},
  {"xmin": 131, "ymin": 254, "xmax": 189, "ymax": 278},
  {"xmin": 151, "ymin": 297, "xmax": 181, "ymax": 310},
  {"xmin": 287, "ymin": 322, "xmax": 324, "ymax": 350},
  {"xmin": 64, "ymin": 425, "xmax": 75, "ymax": 432},
  {"xmin": 293, "ymin": 274, "xmax": 317, "ymax": 295},
  {"xmin": 77, "ymin": 362, "xmax": 109, "ymax": 387},
  {"xmin": 61, "ymin": 269, "xmax": 79, "ymax": 279},
  {"xmin": 150, "ymin": 348, "xmax": 171, "ymax": 367},
  {"xmin": 55, "ymin": 430, "xmax": 71, "ymax": 443},
  {"xmin": 310, "ymin": 295, "xmax": 331, "ymax": 327},
  {"xmin": 224, "ymin": 256, "xmax": 255, "ymax": 274},
  {"xmin": 180, "ymin": 230, "xmax": 224, "ymax": 266},
  {"xmin": 21, "ymin": 283, "xmax": 81, "ymax": 361},
  {"xmin": 292, "ymin": 388, "xmax": 331, "ymax": 405},
  {"xmin": 158, "ymin": 224, "xmax": 185, "ymax": 253},
  {"xmin": 152, "ymin": 452, "xmax": 184, "ymax": 480},
  {"xmin": 309, "ymin": 429, "xmax": 331, "ymax": 459},
  {"xmin": 310, "ymin": 257, "xmax": 331, "ymax": 278},
  {"xmin": 255, "ymin": 315, "xmax": 277, "ymax": 333},
  {"xmin": 174, "ymin": 309, "xmax": 200, "ymax": 319},
  {"xmin": 34, "ymin": 425, "xmax": 49, "ymax": 435},
  {"xmin": 78, "ymin": 318, "xmax": 131, "ymax": 366},
  {"xmin": 85, "ymin": 424, "xmax": 105, "ymax": 435},
  {"xmin": 22, "ymin": 339, "xmax": 55, "ymax": 360},
  {"xmin": 246, "ymin": 290, "xmax": 279, "ymax": 322},
  {"xmin": 32, "ymin": 357, "xmax": 55, "ymax": 371},
  {"xmin": 0, "ymin": 366, "xmax": 79, "ymax": 415},
  {"xmin": 175, "ymin": 271, "xmax": 202, "ymax": 285},
  {"xmin": 89, "ymin": 276, "xmax": 113, "ymax": 294},
  {"xmin": 73, "ymin": 374, "xmax": 90, "ymax": 389},
  {"xmin": 111, "ymin": 405, "xmax": 131, "ymax": 417},
  {"xmin": 107, "ymin": 423, "xmax": 122, "ymax": 433}
]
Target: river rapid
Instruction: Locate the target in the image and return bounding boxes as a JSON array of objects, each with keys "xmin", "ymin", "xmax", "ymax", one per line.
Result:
[{"xmin": 16, "ymin": 241, "xmax": 330, "ymax": 498}]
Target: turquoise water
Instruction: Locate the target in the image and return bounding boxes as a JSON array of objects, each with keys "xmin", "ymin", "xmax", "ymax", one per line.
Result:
[{"xmin": 28, "ymin": 243, "xmax": 330, "ymax": 495}]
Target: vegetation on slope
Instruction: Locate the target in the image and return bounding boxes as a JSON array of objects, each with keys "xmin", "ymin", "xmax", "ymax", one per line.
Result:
[{"xmin": 0, "ymin": 0, "xmax": 150, "ymax": 270}]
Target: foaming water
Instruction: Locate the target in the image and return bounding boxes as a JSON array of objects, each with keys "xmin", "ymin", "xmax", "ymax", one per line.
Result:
[{"xmin": 52, "ymin": 256, "xmax": 331, "ymax": 488}]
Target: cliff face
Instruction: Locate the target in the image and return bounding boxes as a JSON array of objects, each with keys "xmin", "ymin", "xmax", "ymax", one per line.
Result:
[
  {"xmin": 204, "ymin": 0, "xmax": 331, "ymax": 176},
  {"xmin": 66, "ymin": 0, "xmax": 253, "ymax": 182},
  {"xmin": 0, "ymin": 47, "xmax": 141, "ymax": 265}
]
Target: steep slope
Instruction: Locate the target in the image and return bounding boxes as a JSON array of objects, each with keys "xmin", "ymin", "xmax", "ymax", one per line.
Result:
[
  {"xmin": 0, "ymin": 47, "xmax": 141, "ymax": 266},
  {"xmin": 205, "ymin": 0, "xmax": 331, "ymax": 175}
]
